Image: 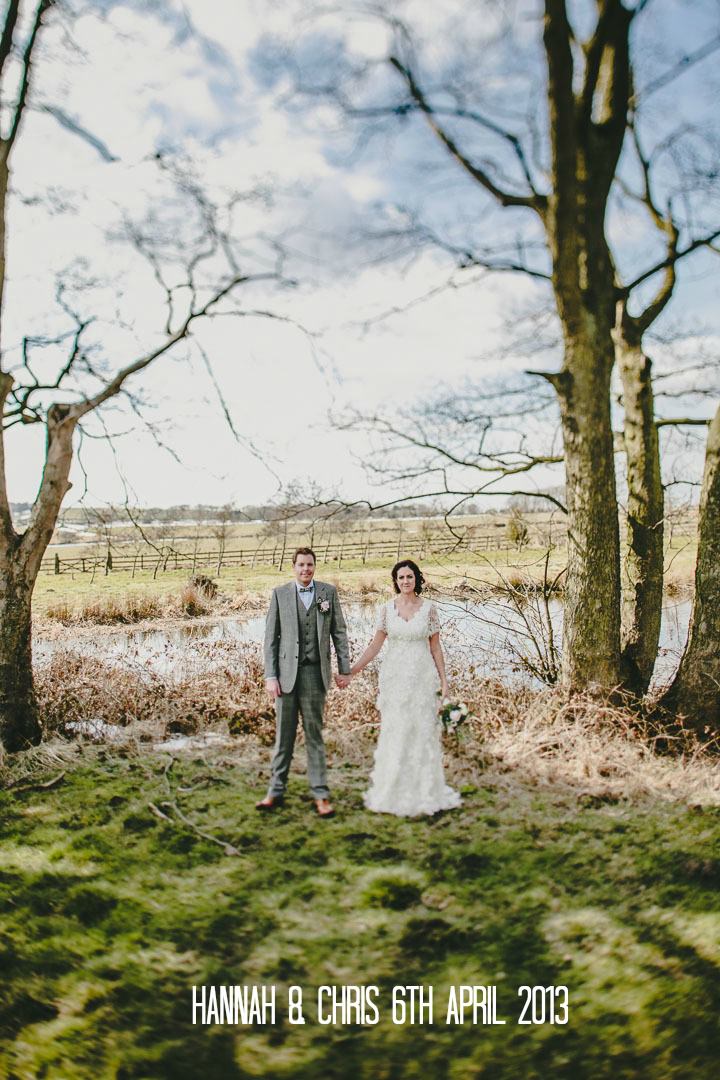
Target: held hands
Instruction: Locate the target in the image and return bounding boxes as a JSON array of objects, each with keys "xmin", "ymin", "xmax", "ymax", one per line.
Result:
[
  {"xmin": 265, "ymin": 678, "xmax": 281, "ymax": 701},
  {"xmin": 334, "ymin": 673, "xmax": 352, "ymax": 690}
]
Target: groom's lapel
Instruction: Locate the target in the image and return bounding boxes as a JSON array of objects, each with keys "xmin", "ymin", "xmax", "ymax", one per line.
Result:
[{"xmin": 282, "ymin": 581, "xmax": 299, "ymax": 639}]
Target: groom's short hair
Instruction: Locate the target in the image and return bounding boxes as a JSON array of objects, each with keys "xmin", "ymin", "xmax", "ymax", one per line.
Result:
[{"xmin": 292, "ymin": 546, "xmax": 316, "ymax": 565}]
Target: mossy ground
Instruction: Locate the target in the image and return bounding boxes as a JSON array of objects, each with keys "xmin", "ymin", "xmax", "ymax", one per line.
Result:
[{"xmin": 1, "ymin": 744, "xmax": 718, "ymax": 1079}]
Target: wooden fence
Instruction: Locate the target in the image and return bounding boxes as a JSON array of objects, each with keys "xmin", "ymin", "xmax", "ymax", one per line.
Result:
[
  {"xmin": 39, "ymin": 528, "xmax": 559, "ymax": 576},
  {"xmin": 37, "ymin": 509, "xmax": 698, "ymax": 578}
]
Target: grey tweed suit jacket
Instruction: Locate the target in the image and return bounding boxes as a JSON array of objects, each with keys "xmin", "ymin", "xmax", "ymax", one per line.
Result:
[{"xmin": 263, "ymin": 581, "xmax": 351, "ymax": 694}]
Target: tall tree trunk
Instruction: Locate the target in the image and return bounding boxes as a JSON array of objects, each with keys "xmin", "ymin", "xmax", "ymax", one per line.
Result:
[
  {"xmin": 0, "ymin": 556, "xmax": 40, "ymax": 750},
  {"xmin": 0, "ymin": 406, "xmax": 76, "ymax": 752},
  {"xmin": 660, "ymin": 405, "xmax": 720, "ymax": 731},
  {"xmin": 616, "ymin": 333, "xmax": 664, "ymax": 695},
  {"xmin": 541, "ymin": 0, "xmax": 631, "ymax": 693},
  {"xmin": 388, "ymin": 1, "xmax": 637, "ymax": 694},
  {"xmin": 552, "ymin": 333, "xmax": 622, "ymax": 691}
]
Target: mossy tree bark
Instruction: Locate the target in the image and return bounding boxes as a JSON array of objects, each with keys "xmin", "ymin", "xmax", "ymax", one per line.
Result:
[
  {"xmin": 617, "ymin": 340, "xmax": 663, "ymax": 695},
  {"xmin": 611, "ymin": 122, "xmax": 685, "ymax": 698},
  {"xmin": 611, "ymin": 204, "xmax": 712, "ymax": 701},
  {"xmin": 539, "ymin": 0, "xmax": 636, "ymax": 690},
  {"xmin": 614, "ymin": 322, "xmax": 664, "ymax": 696},
  {"xmin": 660, "ymin": 405, "xmax": 720, "ymax": 731},
  {"xmin": 0, "ymin": 559, "xmax": 39, "ymax": 751},
  {"xmin": 0, "ymin": 2, "xmax": 57, "ymax": 749},
  {"xmin": 0, "ymin": 389, "xmax": 77, "ymax": 749}
]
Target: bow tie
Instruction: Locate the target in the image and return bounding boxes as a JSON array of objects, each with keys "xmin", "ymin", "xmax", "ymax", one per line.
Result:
[{"xmin": 299, "ymin": 586, "xmax": 314, "ymax": 593}]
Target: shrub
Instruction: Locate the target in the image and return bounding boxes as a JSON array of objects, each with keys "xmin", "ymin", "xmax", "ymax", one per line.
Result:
[
  {"xmin": 180, "ymin": 584, "xmax": 211, "ymax": 618},
  {"xmin": 189, "ymin": 574, "xmax": 217, "ymax": 599},
  {"xmin": 44, "ymin": 598, "xmax": 75, "ymax": 625}
]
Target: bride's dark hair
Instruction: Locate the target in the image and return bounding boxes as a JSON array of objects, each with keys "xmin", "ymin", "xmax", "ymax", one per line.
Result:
[{"xmin": 391, "ymin": 559, "xmax": 425, "ymax": 594}]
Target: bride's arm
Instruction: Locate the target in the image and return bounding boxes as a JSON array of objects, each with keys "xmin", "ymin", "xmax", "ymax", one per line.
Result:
[
  {"xmin": 349, "ymin": 629, "xmax": 387, "ymax": 676},
  {"xmin": 428, "ymin": 604, "xmax": 449, "ymax": 697}
]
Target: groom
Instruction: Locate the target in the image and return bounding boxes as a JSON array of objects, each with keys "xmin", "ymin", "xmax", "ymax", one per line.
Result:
[{"xmin": 257, "ymin": 547, "xmax": 351, "ymax": 818}]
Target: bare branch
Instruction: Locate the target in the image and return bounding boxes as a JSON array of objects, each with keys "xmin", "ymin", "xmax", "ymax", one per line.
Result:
[
  {"xmin": 71, "ymin": 270, "xmax": 279, "ymax": 421},
  {"xmin": 656, "ymin": 417, "xmax": 712, "ymax": 429},
  {"xmin": 35, "ymin": 104, "xmax": 119, "ymax": 162},
  {"xmin": 633, "ymin": 31, "xmax": 720, "ymax": 107},
  {"xmin": 387, "ymin": 55, "xmax": 544, "ymax": 213},
  {"xmin": 0, "ymin": 0, "xmax": 20, "ymax": 86},
  {"xmin": 490, "ymin": 489, "xmax": 568, "ymax": 514},
  {"xmin": 623, "ymin": 228, "xmax": 720, "ymax": 296},
  {"xmin": 6, "ymin": 0, "xmax": 54, "ymax": 153}
]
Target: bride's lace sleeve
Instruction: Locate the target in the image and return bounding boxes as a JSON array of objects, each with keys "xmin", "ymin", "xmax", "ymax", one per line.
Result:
[
  {"xmin": 375, "ymin": 602, "xmax": 388, "ymax": 633},
  {"xmin": 428, "ymin": 601, "xmax": 440, "ymax": 635}
]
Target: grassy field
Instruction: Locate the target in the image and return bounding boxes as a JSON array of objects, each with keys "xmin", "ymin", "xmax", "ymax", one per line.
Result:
[
  {"xmin": 1, "ymin": 738, "xmax": 719, "ymax": 1079},
  {"xmin": 35, "ymin": 510, "xmax": 699, "ymax": 603},
  {"xmin": 31, "ymin": 531, "xmax": 697, "ymax": 620},
  {"xmin": 31, "ymin": 551, "xmax": 558, "ymax": 617}
]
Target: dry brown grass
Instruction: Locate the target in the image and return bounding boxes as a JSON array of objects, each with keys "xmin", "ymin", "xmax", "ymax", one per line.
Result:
[
  {"xmin": 351, "ymin": 575, "xmax": 384, "ymax": 599},
  {"xmin": 42, "ymin": 584, "xmax": 263, "ymax": 626},
  {"xmin": 179, "ymin": 584, "xmax": 212, "ymax": 618},
  {"xmin": 35, "ymin": 645, "xmax": 276, "ymax": 745},
  {"xmin": 27, "ymin": 642, "xmax": 720, "ymax": 808},
  {"xmin": 459, "ymin": 680, "xmax": 720, "ymax": 806},
  {"xmin": 44, "ymin": 592, "xmax": 167, "ymax": 625}
]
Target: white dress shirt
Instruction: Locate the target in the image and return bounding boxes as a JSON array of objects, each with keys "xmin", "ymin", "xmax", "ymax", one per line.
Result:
[{"xmin": 296, "ymin": 580, "xmax": 315, "ymax": 611}]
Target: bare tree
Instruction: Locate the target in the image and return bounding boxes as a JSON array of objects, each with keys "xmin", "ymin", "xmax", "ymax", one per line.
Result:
[
  {"xmin": 210, "ymin": 503, "xmax": 235, "ymax": 576},
  {"xmin": 333, "ymin": 379, "xmax": 564, "ymax": 524},
  {"xmin": 0, "ymin": 1, "xmax": 291, "ymax": 751},
  {"xmin": 277, "ymin": 0, "xmax": 720, "ymax": 702},
  {"xmin": 611, "ymin": 102, "xmax": 720, "ymax": 694}
]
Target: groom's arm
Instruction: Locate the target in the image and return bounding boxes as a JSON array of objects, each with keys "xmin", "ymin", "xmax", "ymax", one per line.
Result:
[
  {"xmin": 263, "ymin": 588, "xmax": 281, "ymax": 680},
  {"xmin": 329, "ymin": 587, "xmax": 350, "ymax": 675}
]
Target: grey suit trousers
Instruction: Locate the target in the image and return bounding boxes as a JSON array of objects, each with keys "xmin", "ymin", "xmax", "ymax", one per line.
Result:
[{"xmin": 268, "ymin": 663, "xmax": 329, "ymax": 799}]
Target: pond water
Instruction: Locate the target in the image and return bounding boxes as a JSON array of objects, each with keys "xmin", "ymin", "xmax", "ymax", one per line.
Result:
[{"xmin": 34, "ymin": 596, "xmax": 691, "ymax": 689}]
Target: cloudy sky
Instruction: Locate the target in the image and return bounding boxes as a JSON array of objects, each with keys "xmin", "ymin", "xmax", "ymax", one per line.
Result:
[{"xmin": 4, "ymin": 0, "xmax": 719, "ymax": 510}]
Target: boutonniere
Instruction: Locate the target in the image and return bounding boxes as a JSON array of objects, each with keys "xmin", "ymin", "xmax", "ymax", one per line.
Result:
[{"xmin": 318, "ymin": 599, "xmax": 331, "ymax": 614}]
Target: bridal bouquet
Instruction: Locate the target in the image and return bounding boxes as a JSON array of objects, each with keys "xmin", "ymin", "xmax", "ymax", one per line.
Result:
[{"xmin": 437, "ymin": 695, "xmax": 470, "ymax": 733}]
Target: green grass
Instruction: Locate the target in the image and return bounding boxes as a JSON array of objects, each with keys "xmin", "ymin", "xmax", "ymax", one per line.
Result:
[
  {"xmin": 30, "ymin": 555, "xmax": 520, "ymax": 616},
  {"xmin": 32, "ymin": 539, "xmax": 694, "ymax": 617},
  {"xmin": 1, "ymin": 747, "xmax": 718, "ymax": 1078},
  {"xmin": 32, "ymin": 566, "xmax": 269, "ymax": 615},
  {"xmin": 31, "ymin": 525, "xmax": 698, "ymax": 618}
]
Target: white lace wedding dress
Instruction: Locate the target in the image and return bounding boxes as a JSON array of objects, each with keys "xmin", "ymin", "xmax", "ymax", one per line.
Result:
[{"xmin": 364, "ymin": 599, "xmax": 462, "ymax": 817}]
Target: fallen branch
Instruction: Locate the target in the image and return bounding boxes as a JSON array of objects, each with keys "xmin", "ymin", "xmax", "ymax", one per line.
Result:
[
  {"xmin": 159, "ymin": 799, "xmax": 242, "ymax": 856},
  {"xmin": 8, "ymin": 769, "xmax": 66, "ymax": 792}
]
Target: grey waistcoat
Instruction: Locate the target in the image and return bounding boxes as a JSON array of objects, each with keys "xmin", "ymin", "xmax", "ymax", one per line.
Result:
[{"xmin": 296, "ymin": 589, "xmax": 320, "ymax": 664}]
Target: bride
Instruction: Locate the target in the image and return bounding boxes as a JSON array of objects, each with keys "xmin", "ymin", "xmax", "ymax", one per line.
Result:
[{"xmin": 340, "ymin": 559, "xmax": 461, "ymax": 817}]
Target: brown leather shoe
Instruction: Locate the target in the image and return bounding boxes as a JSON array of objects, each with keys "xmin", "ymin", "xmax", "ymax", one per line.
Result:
[
  {"xmin": 255, "ymin": 795, "xmax": 284, "ymax": 811},
  {"xmin": 314, "ymin": 798, "xmax": 335, "ymax": 818}
]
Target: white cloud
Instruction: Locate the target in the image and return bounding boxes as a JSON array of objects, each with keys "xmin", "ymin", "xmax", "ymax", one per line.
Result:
[{"xmin": 3, "ymin": 0, "xmax": 717, "ymax": 513}]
